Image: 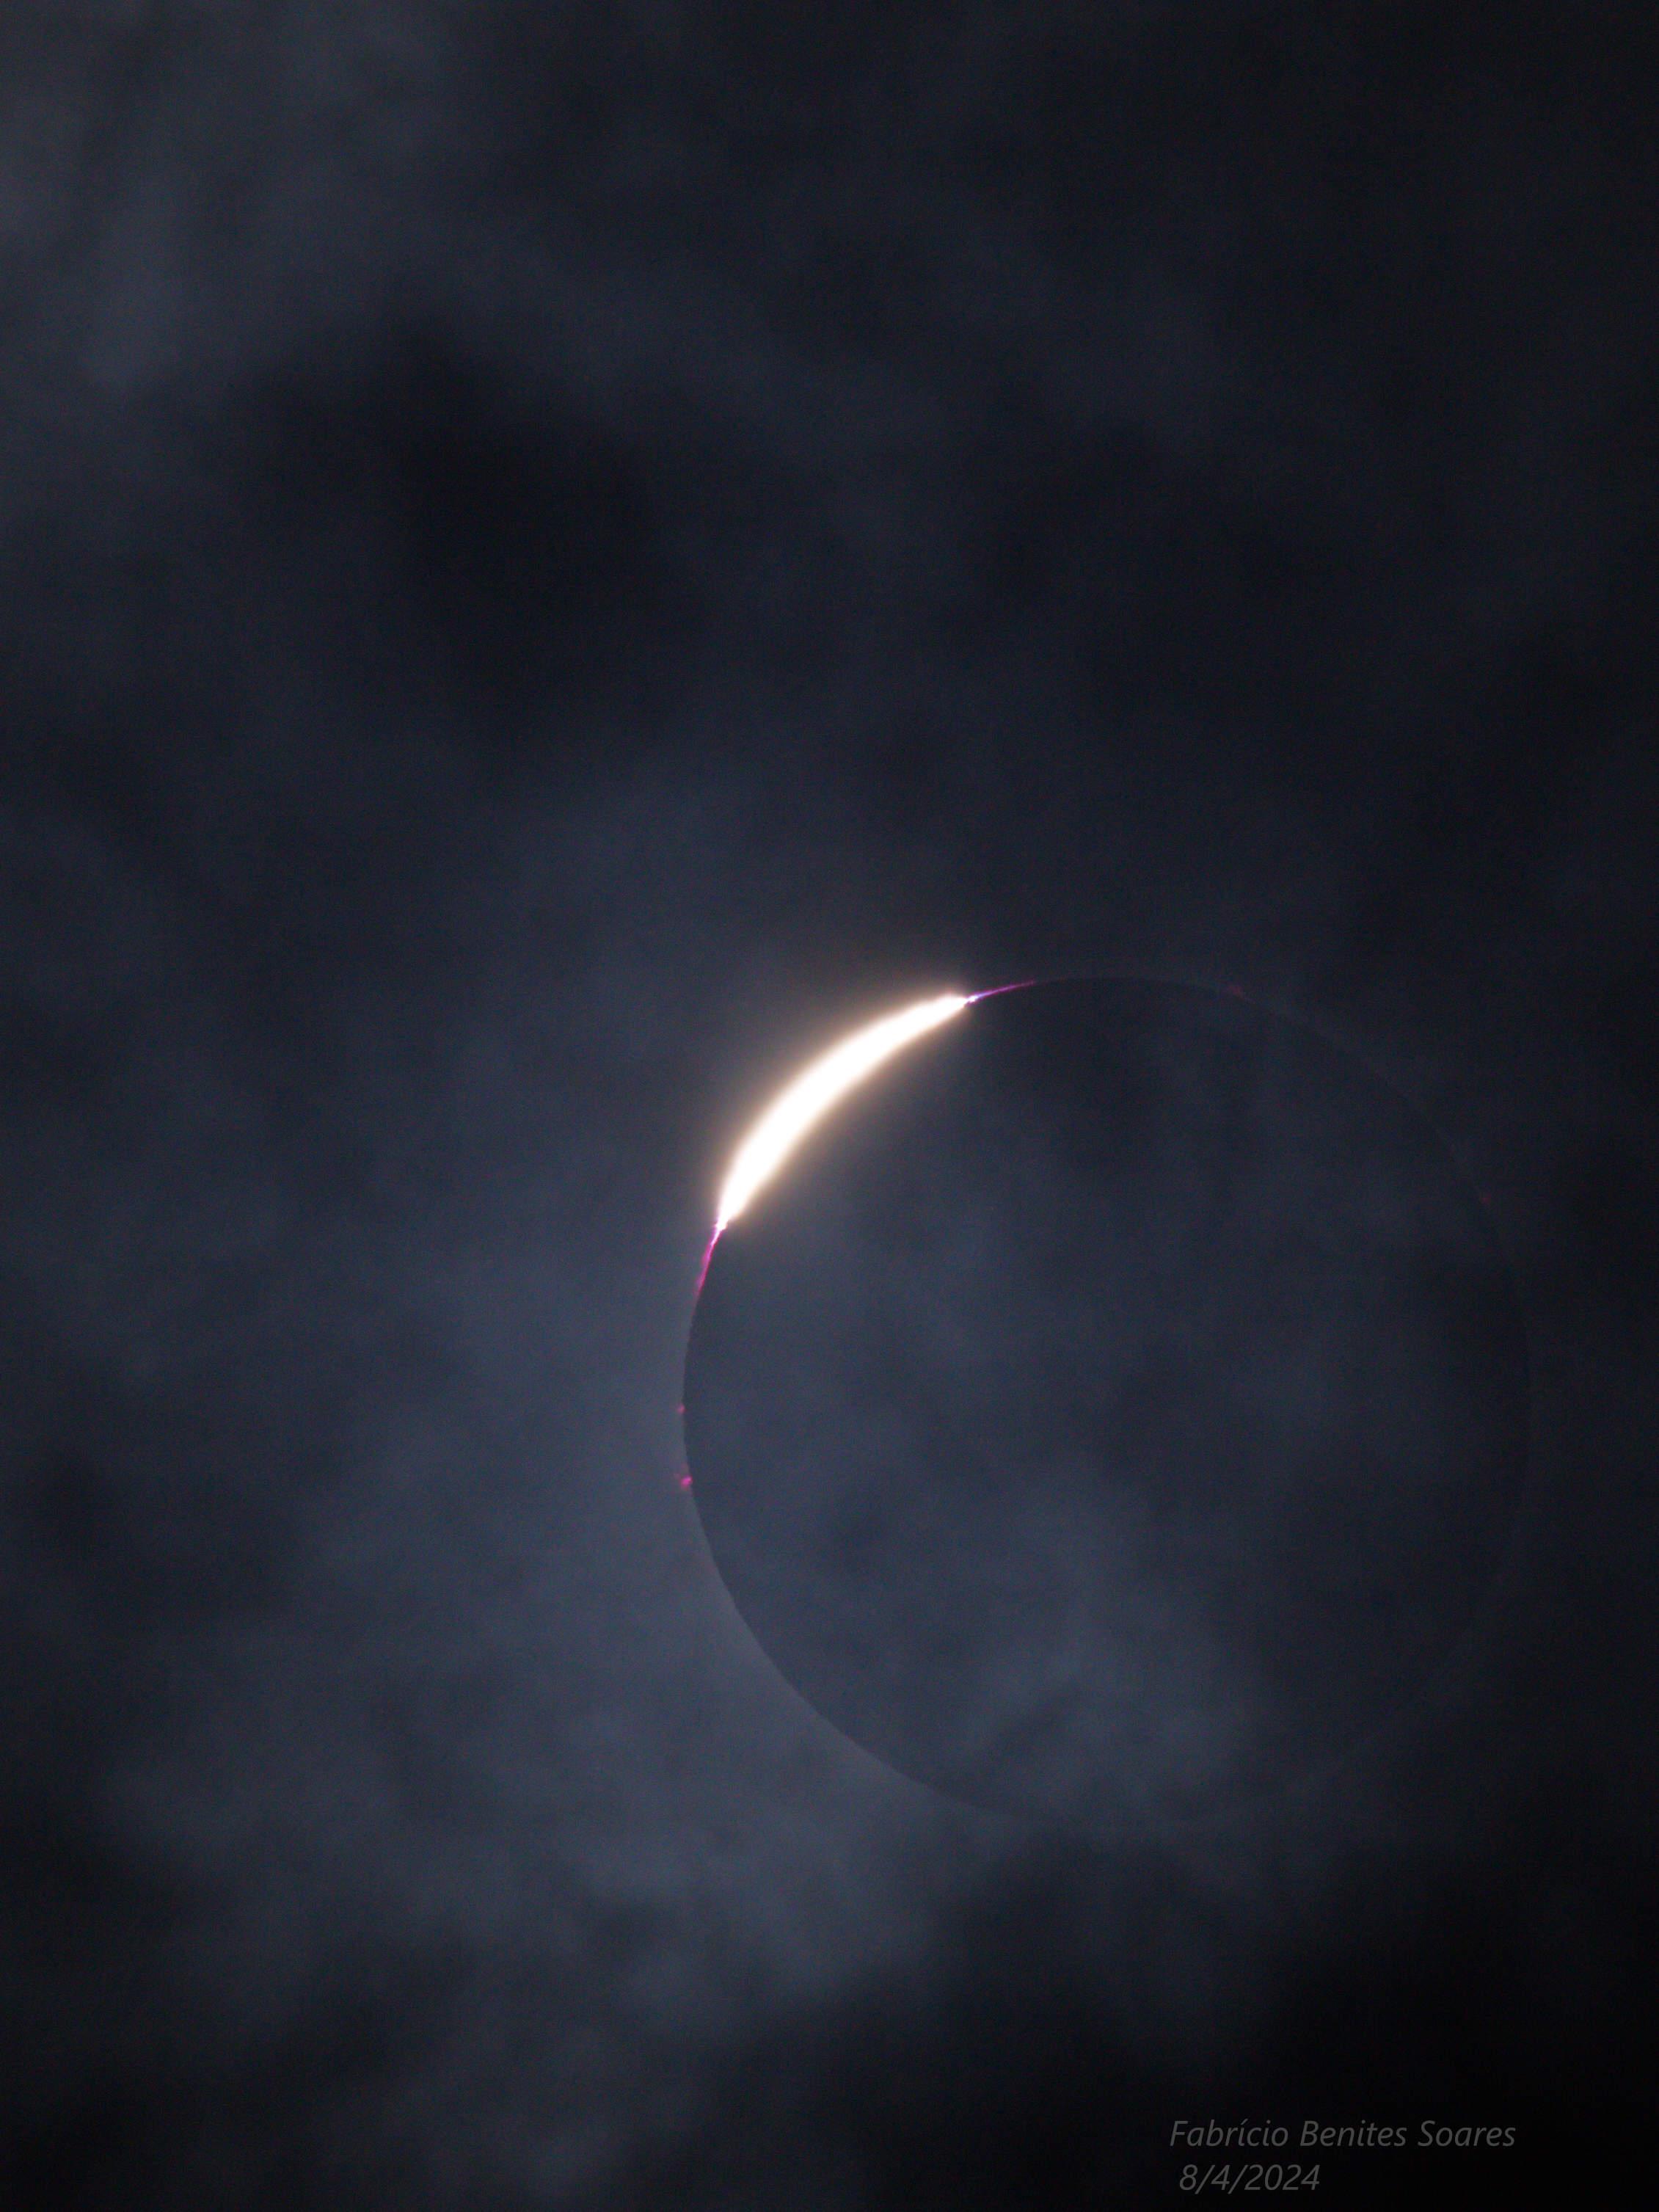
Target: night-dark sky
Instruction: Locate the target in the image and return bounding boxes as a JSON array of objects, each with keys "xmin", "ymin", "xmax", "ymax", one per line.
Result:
[{"xmin": 3, "ymin": 6, "xmax": 1656, "ymax": 2205}]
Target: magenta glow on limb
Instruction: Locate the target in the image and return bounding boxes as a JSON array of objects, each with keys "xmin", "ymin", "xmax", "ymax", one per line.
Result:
[
  {"xmin": 693, "ymin": 1227, "xmax": 721, "ymax": 1300},
  {"xmin": 966, "ymin": 980, "xmax": 1040, "ymax": 1003}
]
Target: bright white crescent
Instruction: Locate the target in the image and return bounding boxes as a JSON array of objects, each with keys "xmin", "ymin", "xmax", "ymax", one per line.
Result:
[{"xmin": 714, "ymin": 992, "xmax": 970, "ymax": 1236}]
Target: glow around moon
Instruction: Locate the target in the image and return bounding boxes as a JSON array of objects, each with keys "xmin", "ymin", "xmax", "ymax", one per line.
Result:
[{"xmin": 713, "ymin": 992, "xmax": 970, "ymax": 1237}]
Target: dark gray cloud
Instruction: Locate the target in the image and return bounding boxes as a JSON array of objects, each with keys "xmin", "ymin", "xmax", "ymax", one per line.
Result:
[{"xmin": 1, "ymin": 3, "xmax": 1655, "ymax": 2203}]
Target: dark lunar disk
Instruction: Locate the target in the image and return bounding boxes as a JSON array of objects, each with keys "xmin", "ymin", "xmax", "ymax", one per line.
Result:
[{"xmin": 683, "ymin": 978, "xmax": 1528, "ymax": 1824}]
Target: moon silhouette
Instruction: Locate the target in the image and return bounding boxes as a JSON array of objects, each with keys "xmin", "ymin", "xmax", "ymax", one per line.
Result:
[{"xmin": 682, "ymin": 977, "xmax": 1530, "ymax": 1828}]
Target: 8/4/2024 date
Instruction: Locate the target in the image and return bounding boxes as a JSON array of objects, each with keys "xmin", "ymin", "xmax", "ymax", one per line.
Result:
[{"xmin": 1180, "ymin": 2165, "xmax": 1320, "ymax": 2192}]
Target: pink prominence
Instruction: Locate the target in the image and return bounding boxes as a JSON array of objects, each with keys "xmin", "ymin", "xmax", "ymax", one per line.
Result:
[{"xmin": 693, "ymin": 1226, "xmax": 721, "ymax": 1300}]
